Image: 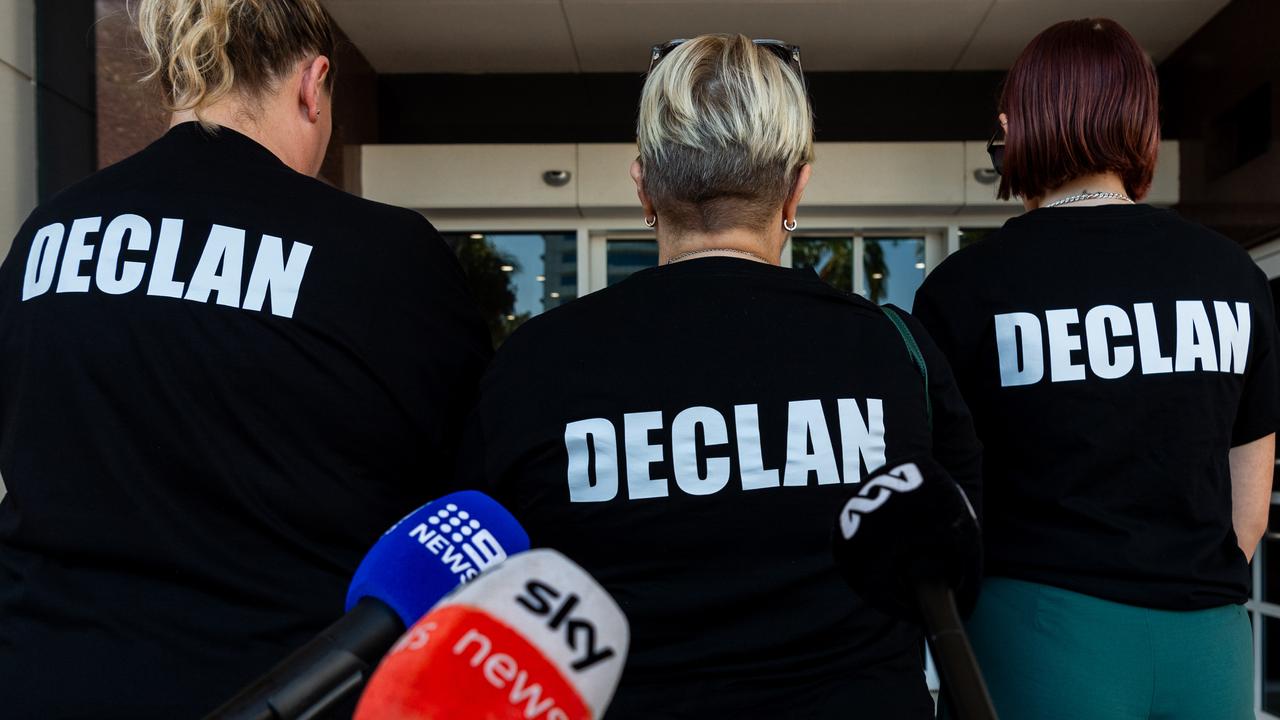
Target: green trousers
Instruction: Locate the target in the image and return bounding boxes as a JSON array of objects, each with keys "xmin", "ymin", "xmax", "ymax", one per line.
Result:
[{"xmin": 957, "ymin": 577, "xmax": 1252, "ymax": 720}]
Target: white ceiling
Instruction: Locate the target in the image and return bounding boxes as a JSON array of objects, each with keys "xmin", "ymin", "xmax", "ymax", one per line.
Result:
[{"xmin": 322, "ymin": 0, "xmax": 1232, "ymax": 74}]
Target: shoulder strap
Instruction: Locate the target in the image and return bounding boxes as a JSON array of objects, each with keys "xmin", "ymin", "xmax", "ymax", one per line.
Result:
[{"xmin": 880, "ymin": 305, "xmax": 932, "ymax": 432}]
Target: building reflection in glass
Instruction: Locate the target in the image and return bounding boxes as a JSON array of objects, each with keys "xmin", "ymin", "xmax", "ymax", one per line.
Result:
[
  {"xmin": 606, "ymin": 239, "xmax": 658, "ymax": 286},
  {"xmin": 864, "ymin": 238, "xmax": 925, "ymax": 310},
  {"xmin": 442, "ymin": 232, "xmax": 577, "ymax": 346}
]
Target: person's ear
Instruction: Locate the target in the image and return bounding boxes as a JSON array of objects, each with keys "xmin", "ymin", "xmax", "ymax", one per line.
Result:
[
  {"xmin": 781, "ymin": 163, "xmax": 812, "ymax": 227},
  {"xmin": 631, "ymin": 158, "xmax": 657, "ymax": 222},
  {"xmin": 300, "ymin": 55, "xmax": 331, "ymax": 123}
]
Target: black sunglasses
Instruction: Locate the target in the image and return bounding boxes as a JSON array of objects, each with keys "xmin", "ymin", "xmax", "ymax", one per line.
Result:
[
  {"xmin": 986, "ymin": 126, "xmax": 1005, "ymax": 177},
  {"xmin": 647, "ymin": 38, "xmax": 806, "ymax": 93}
]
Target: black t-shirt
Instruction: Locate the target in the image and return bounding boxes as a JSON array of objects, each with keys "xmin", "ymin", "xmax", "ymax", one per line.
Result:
[
  {"xmin": 0, "ymin": 123, "xmax": 491, "ymax": 718},
  {"xmin": 915, "ymin": 204, "xmax": 1280, "ymax": 610},
  {"xmin": 458, "ymin": 257, "xmax": 982, "ymax": 719}
]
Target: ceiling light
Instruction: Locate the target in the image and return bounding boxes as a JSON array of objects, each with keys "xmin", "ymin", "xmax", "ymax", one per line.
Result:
[
  {"xmin": 871, "ymin": 272, "xmax": 884, "ymax": 280},
  {"xmin": 536, "ymin": 275, "xmax": 546, "ymax": 282},
  {"xmin": 500, "ymin": 265, "xmax": 514, "ymax": 272},
  {"xmin": 506, "ymin": 314, "xmax": 515, "ymax": 321},
  {"xmin": 469, "ymin": 233, "xmax": 484, "ymax": 240},
  {"xmin": 914, "ymin": 262, "xmax": 926, "ymax": 269},
  {"xmin": 550, "ymin": 292, "xmax": 561, "ymax": 298}
]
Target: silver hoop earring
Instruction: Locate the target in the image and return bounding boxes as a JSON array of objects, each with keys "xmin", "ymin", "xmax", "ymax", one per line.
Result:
[
  {"xmin": 644, "ymin": 215, "xmax": 657, "ymax": 228},
  {"xmin": 783, "ymin": 218, "xmax": 798, "ymax": 232}
]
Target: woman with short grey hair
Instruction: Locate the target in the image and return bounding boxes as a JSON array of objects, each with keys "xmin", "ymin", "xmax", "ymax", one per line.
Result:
[
  {"xmin": 458, "ymin": 33, "xmax": 982, "ymax": 717},
  {"xmin": 632, "ymin": 35, "xmax": 814, "ymax": 261}
]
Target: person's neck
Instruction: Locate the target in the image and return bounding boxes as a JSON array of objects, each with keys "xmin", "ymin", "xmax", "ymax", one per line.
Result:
[
  {"xmin": 659, "ymin": 227, "xmax": 781, "ymax": 265},
  {"xmin": 1026, "ymin": 172, "xmax": 1133, "ymax": 211},
  {"xmin": 171, "ymin": 100, "xmax": 309, "ymax": 176}
]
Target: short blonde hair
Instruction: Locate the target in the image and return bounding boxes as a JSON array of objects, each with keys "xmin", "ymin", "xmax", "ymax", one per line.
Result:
[
  {"xmin": 637, "ymin": 34, "xmax": 814, "ymax": 233},
  {"xmin": 135, "ymin": 0, "xmax": 335, "ymax": 124}
]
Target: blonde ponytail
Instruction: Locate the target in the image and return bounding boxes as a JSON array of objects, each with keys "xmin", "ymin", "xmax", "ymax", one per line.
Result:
[{"xmin": 135, "ymin": 0, "xmax": 335, "ymax": 121}]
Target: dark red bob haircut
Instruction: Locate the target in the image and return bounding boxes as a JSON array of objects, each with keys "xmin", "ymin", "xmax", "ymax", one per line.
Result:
[{"xmin": 998, "ymin": 18, "xmax": 1160, "ymax": 201}]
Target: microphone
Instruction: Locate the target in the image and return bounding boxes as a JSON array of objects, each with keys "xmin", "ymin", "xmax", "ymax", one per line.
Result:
[
  {"xmin": 353, "ymin": 548, "xmax": 629, "ymax": 720},
  {"xmin": 206, "ymin": 491, "xmax": 531, "ymax": 720},
  {"xmin": 831, "ymin": 457, "xmax": 996, "ymax": 720}
]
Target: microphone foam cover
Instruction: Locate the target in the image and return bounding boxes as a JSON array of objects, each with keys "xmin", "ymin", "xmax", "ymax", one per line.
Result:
[
  {"xmin": 346, "ymin": 490, "xmax": 531, "ymax": 628},
  {"xmin": 354, "ymin": 549, "xmax": 630, "ymax": 720},
  {"xmin": 831, "ymin": 456, "xmax": 981, "ymax": 622}
]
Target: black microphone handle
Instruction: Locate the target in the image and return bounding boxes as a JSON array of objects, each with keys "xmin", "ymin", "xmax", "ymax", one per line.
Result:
[
  {"xmin": 914, "ymin": 578, "xmax": 999, "ymax": 720},
  {"xmin": 204, "ymin": 597, "xmax": 405, "ymax": 720}
]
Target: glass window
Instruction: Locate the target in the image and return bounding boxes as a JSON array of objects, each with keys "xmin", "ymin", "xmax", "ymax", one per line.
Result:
[
  {"xmin": 1265, "ymin": 614, "xmax": 1280, "ymax": 714},
  {"xmin": 1264, "ymin": 536, "xmax": 1280, "ymax": 605},
  {"xmin": 606, "ymin": 239, "xmax": 658, "ymax": 286},
  {"xmin": 864, "ymin": 237, "xmax": 925, "ymax": 310},
  {"xmin": 442, "ymin": 232, "xmax": 577, "ymax": 347},
  {"xmin": 792, "ymin": 237, "xmax": 854, "ymax": 293}
]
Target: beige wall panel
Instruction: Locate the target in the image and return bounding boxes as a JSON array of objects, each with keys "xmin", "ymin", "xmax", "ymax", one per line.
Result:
[
  {"xmin": 361, "ymin": 144, "xmax": 579, "ymax": 210},
  {"xmin": 577, "ymin": 143, "xmax": 640, "ymax": 209},
  {"xmin": 1146, "ymin": 140, "xmax": 1181, "ymax": 207},
  {"xmin": 0, "ymin": 63, "xmax": 37, "ymax": 262},
  {"xmin": 963, "ymin": 140, "xmax": 1019, "ymax": 209},
  {"xmin": 0, "ymin": 0, "xmax": 35, "ymax": 76},
  {"xmin": 804, "ymin": 142, "xmax": 965, "ymax": 208}
]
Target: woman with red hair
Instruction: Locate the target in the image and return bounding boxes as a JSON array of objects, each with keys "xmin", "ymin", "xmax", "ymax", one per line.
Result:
[{"xmin": 916, "ymin": 18, "xmax": 1278, "ymax": 719}]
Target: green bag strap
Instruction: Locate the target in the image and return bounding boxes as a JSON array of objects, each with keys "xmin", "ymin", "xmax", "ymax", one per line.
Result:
[{"xmin": 880, "ymin": 305, "xmax": 932, "ymax": 432}]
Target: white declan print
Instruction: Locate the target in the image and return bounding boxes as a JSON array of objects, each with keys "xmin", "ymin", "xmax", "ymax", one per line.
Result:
[
  {"xmin": 994, "ymin": 301, "xmax": 1252, "ymax": 388},
  {"xmin": 21, "ymin": 215, "xmax": 313, "ymax": 319},
  {"xmin": 564, "ymin": 399, "xmax": 888, "ymax": 503},
  {"xmin": 838, "ymin": 461, "xmax": 924, "ymax": 540}
]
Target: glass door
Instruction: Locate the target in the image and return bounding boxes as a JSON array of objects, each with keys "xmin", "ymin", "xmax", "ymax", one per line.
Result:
[
  {"xmin": 442, "ymin": 231, "xmax": 578, "ymax": 346},
  {"xmin": 595, "ymin": 232, "xmax": 934, "ymax": 308},
  {"xmin": 791, "ymin": 235, "xmax": 929, "ymax": 310}
]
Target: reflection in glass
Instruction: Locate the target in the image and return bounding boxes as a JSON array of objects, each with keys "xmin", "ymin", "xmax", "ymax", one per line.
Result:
[
  {"xmin": 864, "ymin": 238, "xmax": 925, "ymax": 310},
  {"xmin": 792, "ymin": 237, "xmax": 854, "ymax": 292},
  {"xmin": 442, "ymin": 232, "xmax": 577, "ymax": 346},
  {"xmin": 606, "ymin": 240, "xmax": 658, "ymax": 286}
]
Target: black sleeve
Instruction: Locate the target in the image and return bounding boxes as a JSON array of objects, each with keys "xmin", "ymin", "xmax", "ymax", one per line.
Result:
[
  {"xmin": 452, "ymin": 405, "xmax": 493, "ymax": 495},
  {"xmin": 912, "ymin": 271, "xmax": 967, "ymax": 381},
  {"xmin": 449, "ymin": 320, "xmax": 547, "ymax": 509},
  {"xmin": 899, "ymin": 307, "xmax": 984, "ymax": 522},
  {"xmin": 1232, "ymin": 270, "xmax": 1280, "ymax": 446},
  {"xmin": 394, "ymin": 213, "xmax": 494, "ymax": 487}
]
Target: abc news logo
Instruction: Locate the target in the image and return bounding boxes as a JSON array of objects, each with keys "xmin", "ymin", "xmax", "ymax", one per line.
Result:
[{"xmin": 408, "ymin": 503, "xmax": 507, "ymax": 581}]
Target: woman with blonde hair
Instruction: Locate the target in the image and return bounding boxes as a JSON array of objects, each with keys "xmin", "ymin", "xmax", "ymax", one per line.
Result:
[
  {"xmin": 0, "ymin": 1, "xmax": 489, "ymax": 716},
  {"xmin": 457, "ymin": 34, "xmax": 983, "ymax": 717}
]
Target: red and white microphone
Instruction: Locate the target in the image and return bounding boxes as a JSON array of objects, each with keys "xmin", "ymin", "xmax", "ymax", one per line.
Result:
[{"xmin": 353, "ymin": 549, "xmax": 629, "ymax": 720}]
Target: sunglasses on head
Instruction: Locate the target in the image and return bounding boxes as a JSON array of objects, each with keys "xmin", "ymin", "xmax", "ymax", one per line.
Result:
[{"xmin": 647, "ymin": 38, "xmax": 806, "ymax": 93}]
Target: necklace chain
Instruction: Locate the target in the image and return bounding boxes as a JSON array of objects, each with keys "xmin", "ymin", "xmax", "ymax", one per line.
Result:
[
  {"xmin": 664, "ymin": 248, "xmax": 771, "ymax": 265},
  {"xmin": 1041, "ymin": 189, "xmax": 1133, "ymax": 209}
]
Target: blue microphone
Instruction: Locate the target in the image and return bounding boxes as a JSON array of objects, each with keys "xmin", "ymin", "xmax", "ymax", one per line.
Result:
[
  {"xmin": 346, "ymin": 490, "xmax": 528, "ymax": 626},
  {"xmin": 206, "ymin": 491, "xmax": 530, "ymax": 720}
]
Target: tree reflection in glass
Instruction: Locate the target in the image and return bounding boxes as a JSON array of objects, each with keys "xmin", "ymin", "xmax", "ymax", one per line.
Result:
[
  {"xmin": 792, "ymin": 237, "xmax": 853, "ymax": 293},
  {"xmin": 864, "ymin": 238, "xmax": 926, "ymax": 310},
  {"xmin": 444, "ymin": 232, "xmax": 578, "ymax": 346}
]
